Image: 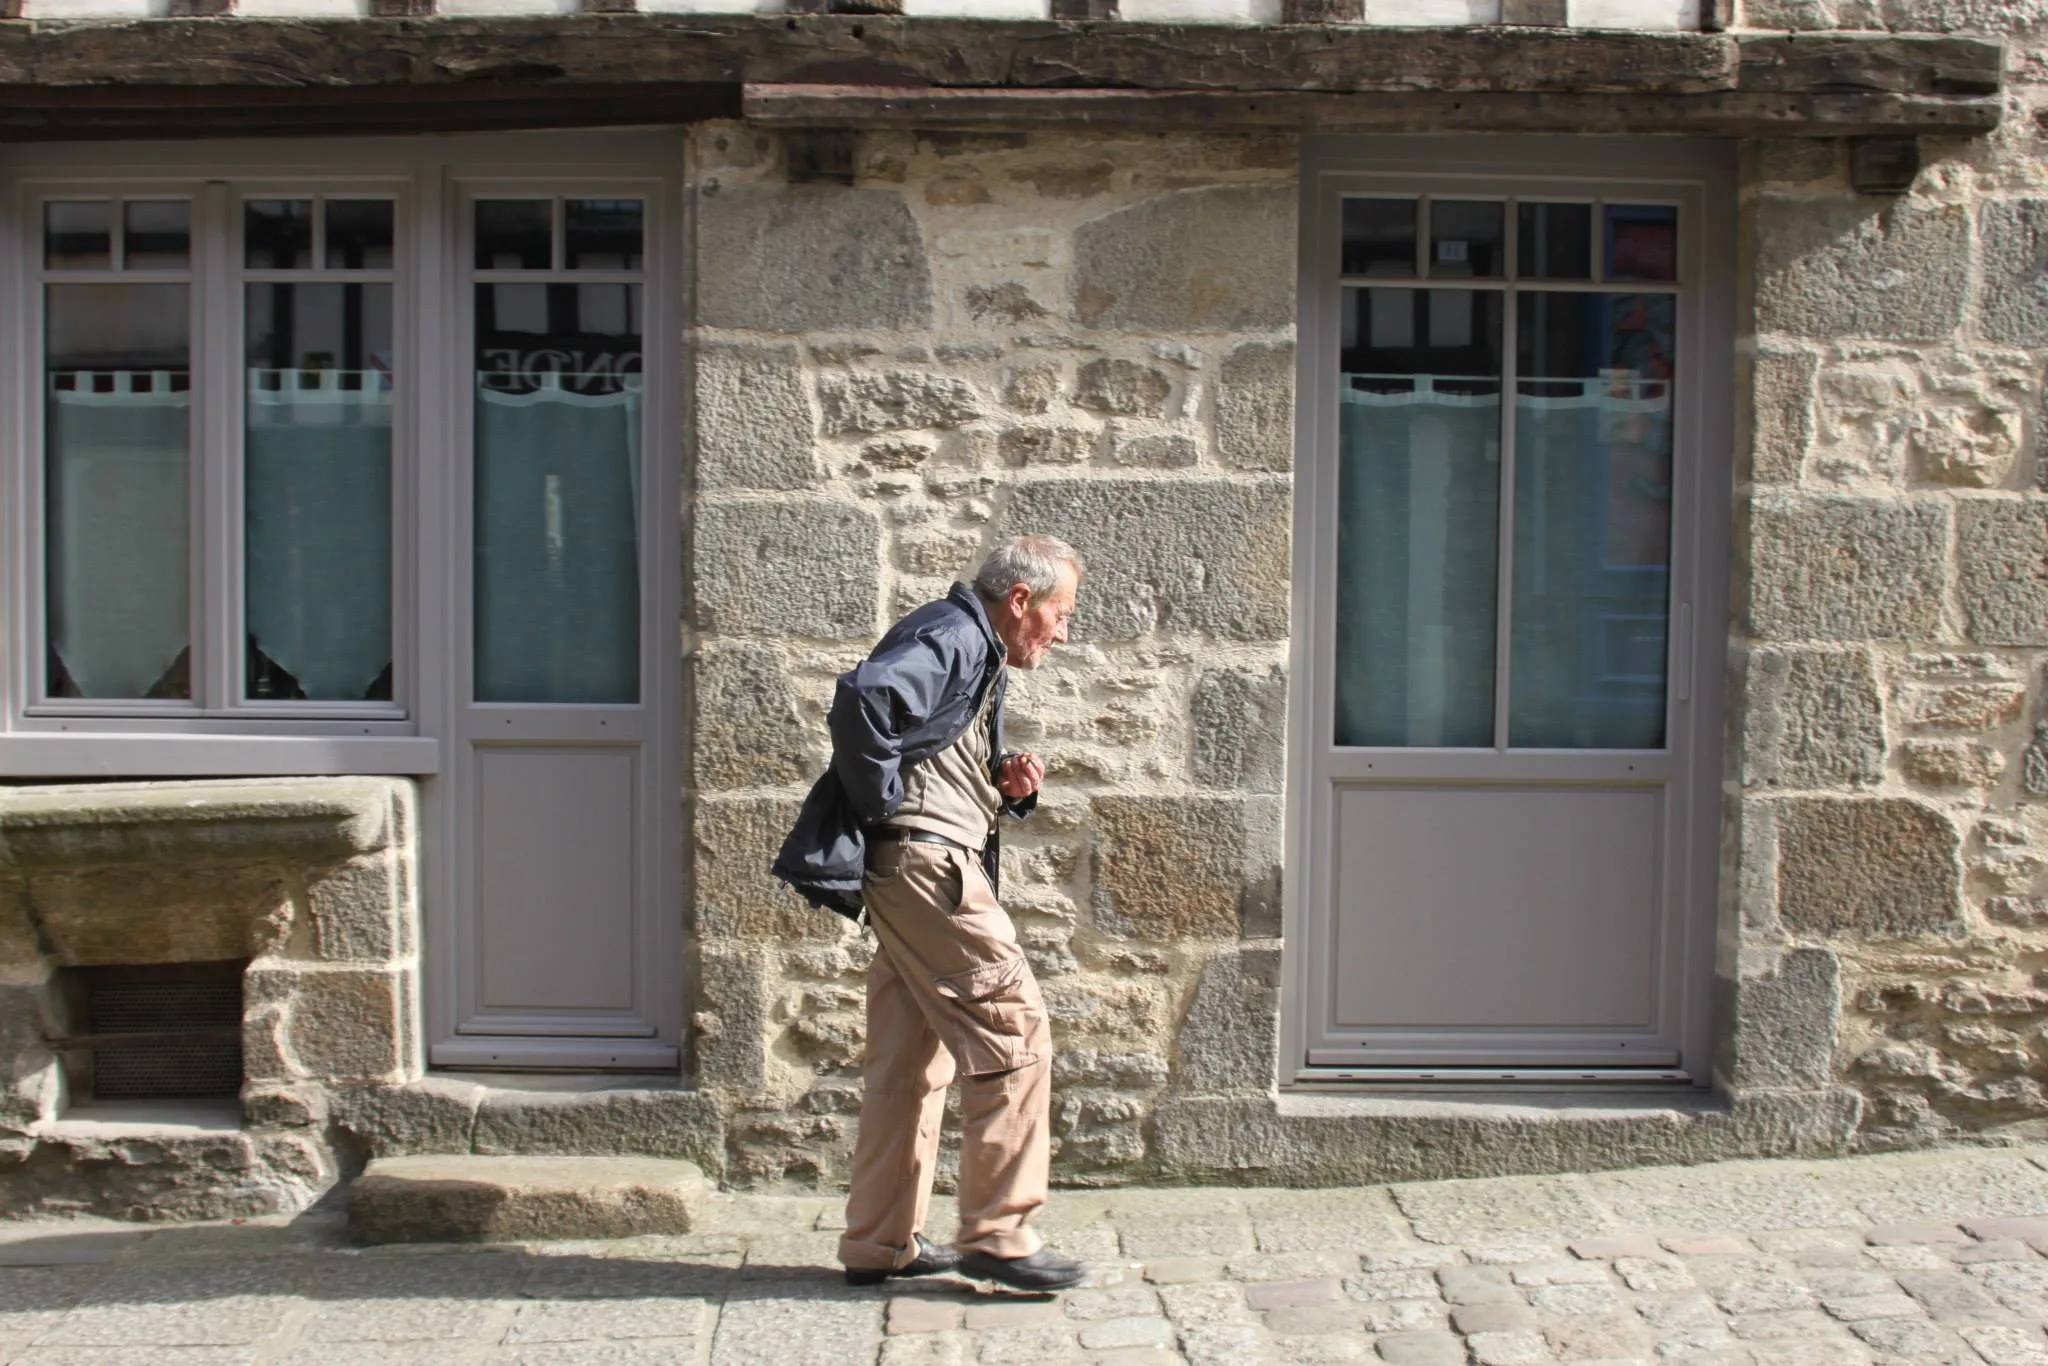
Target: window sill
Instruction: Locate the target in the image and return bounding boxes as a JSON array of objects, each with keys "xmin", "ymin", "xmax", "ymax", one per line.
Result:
[{"xmin": 0, "ymin": 732, "xmax": 439, "ymax": 778}]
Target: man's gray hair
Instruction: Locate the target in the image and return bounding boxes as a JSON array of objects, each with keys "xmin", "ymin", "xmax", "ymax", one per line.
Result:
[{"xmin": 974, "ymin": 534, "xmax": 1085, "ymax": 605}]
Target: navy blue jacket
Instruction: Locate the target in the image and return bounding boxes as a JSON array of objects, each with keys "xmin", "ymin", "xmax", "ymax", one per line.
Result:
[{"xmin": 772, "ymin": 584, "xmax": 1034, "ymax": 920}]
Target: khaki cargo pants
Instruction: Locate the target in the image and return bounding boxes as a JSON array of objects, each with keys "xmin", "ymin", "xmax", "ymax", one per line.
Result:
[{"xmin": 838, "ymin": 838, "xmax": 1053, "ymax": 1271}]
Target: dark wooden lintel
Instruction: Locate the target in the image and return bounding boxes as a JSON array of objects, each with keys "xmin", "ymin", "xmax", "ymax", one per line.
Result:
[
  {"xmin": 0, "ymin": 16, "xmax": 2001, "ymax": 139},
  {"xmin": 46, "ymin": 1027, "xmax": 242, "ymax": 1051},
  {"xmin": 742, "ymin": 82, "xmax": 2002, "ymax": 140}
]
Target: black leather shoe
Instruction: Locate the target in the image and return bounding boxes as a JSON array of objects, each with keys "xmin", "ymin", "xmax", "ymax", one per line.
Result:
[
  {"xmin": 956, "ymin": 1248, "xmax": 1089, "ymax": 1292},
  {"xmin": 844, "ymin": 1234, "xmax": 962, "ymax": 1287}
]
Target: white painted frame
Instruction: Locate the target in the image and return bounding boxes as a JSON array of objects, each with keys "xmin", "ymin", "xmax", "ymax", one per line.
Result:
[{"xmin": 1281, "ymin": 136, "xmax": 1734, "ymax": 1089}]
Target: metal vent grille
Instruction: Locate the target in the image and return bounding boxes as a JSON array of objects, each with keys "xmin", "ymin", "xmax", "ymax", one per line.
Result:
[{"xmin": 86, "ymin": 975, "xmax": 243, "ymax": 1100}]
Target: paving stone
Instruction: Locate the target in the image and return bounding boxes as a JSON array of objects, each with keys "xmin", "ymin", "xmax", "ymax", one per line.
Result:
[
  {"xmin": 1141, "ymin": 1257, "xmax": 1222, "ymax": 1285},
  {"xmin": 1539, "ymin": 1312, "xmax": 1655, "ymax": 1360},
  {"xmin": 879, "ymin": 1333, "xmax": 974, "ymax": 1366},
  {"xmin": 1693, "ymin": 1260, "xmax": 1816, "ymax": 1315},
  {"xmin": 1345, "ymin": 1270, "xmax": 1443, "ymax": 1303},
  {"xmin": 1226, "ymin": 1252, "xmax": 1351, "ymax": 1282},
  {"xmin": 1892, "ymin": 1268, "xmax": 2003, "ymax": 1320},
  {"xmin": 1591, "ymin": 1165, "xmax": 1856, "ymax": 1236},
  {"xmin": 1264, "ymin": 1304, "xmax": 1368, "ymax": 1335},
  {"xmin": 1567, "ymin": 1236, "xmax": 1660, "ymax": 1260},
  {"xmin": 276, "ymin": 1346, "xmax": 477, "ymax": 1366},
  {"xmin": 13, "ymin": 1352, "xmax": 261, "ymax": 1366},
  {"xmin": 1092, "ymin": 1350, "xmax": 1183, "ymax": 1366},
  {"xmin": 1526, "ymin": 1282, "xmax": 1620, "ymax": 1316},
  {"xmin": 1358, "ymin": 1249, "xmax": 1460, "ymax": 1273},
  {"xmin": 36, "ymin": 1301, "xmax": 295, "ymax": 1349},
  {"xmin": 1612, "ymin": 1256, "xmax": 1694, "ymax": 1292},
  {"xmin": 1661, "ymin": 1235, "xmax": 1751, "ymax": 1256},
  {"xmin": 1393, "ymin": 1179, "xmax": 1611, "ymax": 1247},
  {"xmin": 1372, "ymin": 1331, "xmax": 1467, "ymax": 1365},
  {"xmin": 1961, "ymin": 1324, "xmax": 2048, "ymax": 1366},
  {"xmin": 1864, "ymin": 1221, "xmax": 1968, "ymax": 1246},
  {"xmin": 1849, "ymin": 1315, "xmax": 1982, "ymax": 1364},
  {"xmin": 972, "ymin": 1323, "xmax": 1085, "ymax": 1365},
  {"xmin": 1510, "ymin": 1260, "xmax": 1609, "ymax": 1287},
  {"xmin": 1956, "ymin": 1240, "xmax": 2040, "ymax": 1265},
  {"xmin": 705, "ymin": 1292, "xmax": 883, "ymax": 1366},
  {"xmin": 1271, "ymin": 1332, "xmax": 1374, "ymax": 1362},
  {"xmin": 1076, "ymin": 1316, "xmax": 1173, "ymax": 1350},
  {"xmin": 1243, "ymin": 1279, "xmax": 1337, "ymax": 1311},
  {"xmin": 1357, "ymin": 1300, "xmax": 1450, "ymax": 1334},
  {"xmin": 1836, "ymin": 1157, "xmax": 2048, "ymax": 1225},
  {"xmin": 1864, "ymin": 1244, "xmax": 1950, "ymax": 1271},
  {"xmin": 1466, "ymin": 1329, "xmax": 1553, "ymax": 1365},
  {"xmin": 300, "ymin": 1296, "xmax": 517, "ymax": 1342},
  {"xmin": 490, "ymin": 1343, "xmax": 701, "ymax": 1366},
  {"xmin": 887, "ymin": 1295, "xmax": 964, "ymax": 1334},
  {"xmin": 1803, "ymin": 1267, "xmax": 1899, "ymax": 1298},
  {"xmin": 1820, "ymin": 1292, "xmax": 1924, "ymax": 1321},
  {"xmin": 1436, "ymin": 1265, "xmax": 1515, "ymax": 1306},
  {"xmin": 963, "ymin": 1298, "xmax": 1065, "ymax": 1330},
  {"xmin": 1157, "ymin": 1281, "xmax": 1255, "ymax": 1327},
  {"xmin": 1179, "ymin": 1322, "xmax": 1274, "ymax": 1366},
  {"xmin": 1964, "ymin": 1216, "xmax": 2048, "ymax": 1242},
  {"xmin": 1632, "ymin": 1290, "xmax": 1726, "ymax": 1329},
  {"xmin": 1114, "ymin": 1217, "xmax": 1255, "ymax": 1259},
  {"xmin": 1057, "ymin": 1287, "xmax": 1159, "ymax": 1323},
  {"xmin": 1450, "ymin": 1301, "xmax": 1535, "ymax": 1333}
]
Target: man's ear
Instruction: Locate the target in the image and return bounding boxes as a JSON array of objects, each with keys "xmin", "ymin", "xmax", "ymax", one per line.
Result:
[{"xmin": 1007, "ymin": 582, "xmax": 1034, "ymax": 615}]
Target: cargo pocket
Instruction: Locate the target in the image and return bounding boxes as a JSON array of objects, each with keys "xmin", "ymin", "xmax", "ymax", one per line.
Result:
[{"xmin": 934, "ymin": 956, "xmax": 1039, "ymax": 1076}]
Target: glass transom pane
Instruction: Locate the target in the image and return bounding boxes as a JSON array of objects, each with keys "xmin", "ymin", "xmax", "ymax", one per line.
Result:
[
  {"xmin": 246, "ymin": 199, "xmax": 314, "ymax": 270},
  {"xmin": 476, "ymin": 200, "xmax": 553, "ymax": 271},
  {"xmin": 45, "ymin": 202, "xmax": 112, "ymax": 270}
]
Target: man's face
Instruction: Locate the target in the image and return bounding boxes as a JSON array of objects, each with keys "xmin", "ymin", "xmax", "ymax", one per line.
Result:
[{"xmin": 995, "ymin": 565, "xmax": 1078, "ymax": 671}]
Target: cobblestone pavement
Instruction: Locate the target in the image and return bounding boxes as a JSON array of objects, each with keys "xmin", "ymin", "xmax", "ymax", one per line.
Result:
[{"xmin": 17, "ymin": 1148, "xmax": 2048, "ymax": 1363}]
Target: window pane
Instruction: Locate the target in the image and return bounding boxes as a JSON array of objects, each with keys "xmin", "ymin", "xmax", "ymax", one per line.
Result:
[
  {"xmin": 1605, "ymin": 204, "xmax": 1678, "ymax": 282},
  {"xmin": 45, "ymin": 283, "xmax": 191, "ymax": 700},
  {"xmin": 245, "ymin": 282, "xmax": 395, "ymax": 703},
  {"xmin": 325, "ymin": 200, "xmax": 395, "ymax": 270},
  {"xmin": 45, "ymin": 202, "xmax": 111, "ymax": 270},
  {"xmin": 1342, "ymin": 198, "xmax": 1417, "ymax": 277},
  {"xmin": 473, "ymin": 282, "xmax": 642, "ymax": 703},
  {"xmin": 1510, "ymin": 291, "xmax": 1675, "ymax": 749},
  {"xmin": 1429, "ymin": 200, "xmax": 1504, "ymax": 279},
  {"xmin": 246, "ymin": 199, "xmax": 313, "ymax": 270},
  {"xmin": 1335, "ymin": 286, "xmax": 1501, "ymax": 747},
  {"xmin": 565, "ymin": 198, "xmax": 643, "ymax": 271},
  {"xmin": 1517, "ymin": 202, "xmax": 1592, "ymax": 281},
  {"xmin": 475, "ymin": 200, "xmax": 553, "ymax": 271},
  {"xmin": 124, "ymin": 201, "xmax": 190, "ymax": 270}
]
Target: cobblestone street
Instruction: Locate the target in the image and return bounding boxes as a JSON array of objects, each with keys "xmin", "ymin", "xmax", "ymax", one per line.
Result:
[{"xmin": 10, "ymin": 1147, "xmax": 2048, "ymax": 1363}]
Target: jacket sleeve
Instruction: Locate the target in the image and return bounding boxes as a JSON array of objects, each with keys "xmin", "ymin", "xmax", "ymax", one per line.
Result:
[{"xmin": 827, "ymin": 626, "xmax": 967, "ymax": 826}]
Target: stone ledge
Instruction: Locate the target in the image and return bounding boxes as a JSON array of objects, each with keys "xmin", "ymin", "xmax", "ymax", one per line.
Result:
[
  {"xmin": 348, "ymin": 1154, "xmax": 708, "ymax": 1244},
  {"xmin": 0, "ymin": 777, "xmax": 405, "ymax": 868},
  {"xmin": 1150, "ymin": 1088, "xmax": 1862, "ymax": 1187}
]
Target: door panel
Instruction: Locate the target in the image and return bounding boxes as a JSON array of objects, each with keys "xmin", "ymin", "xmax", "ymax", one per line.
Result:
[
  {"xmin": 1291, "ymin": 146, "xmax": 1730, "ymax": 1083},
  {"xmin": 475, "ymin": 745, "xmax": 639, "ymax": 1015},
  {"xmin": 1329, "ymin": 784, "xmax": 1662, "ymax": 1035}
]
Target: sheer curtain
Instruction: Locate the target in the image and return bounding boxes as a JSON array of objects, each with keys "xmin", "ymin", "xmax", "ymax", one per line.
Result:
[
  {"xmin": 245, "ymin": 369, "xmax": 393, "ymax": 700},
  {"xmin": 47, "ymin": 374, "xmax": 190, "ymax": 698},
  {"xmin": 1335, "ymin": 380, "xmax": 1500, "ymax": 748},
  {"xmin": 473, "ymin": 375, "xmax": 642, "ymax": 705}
]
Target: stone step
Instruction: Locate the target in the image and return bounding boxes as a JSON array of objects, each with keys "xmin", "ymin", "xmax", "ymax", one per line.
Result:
[{"xmin": 348, "ymin": 1155, "xmax": 708, "ymax": 1245}]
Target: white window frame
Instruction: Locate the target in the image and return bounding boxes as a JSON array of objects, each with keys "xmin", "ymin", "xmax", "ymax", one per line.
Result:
[{"xmin": 0, "ymin": 133, "xmax": 683, "ymax": 779}]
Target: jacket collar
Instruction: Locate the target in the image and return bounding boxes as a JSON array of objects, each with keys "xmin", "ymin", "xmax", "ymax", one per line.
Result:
[{"xmin": 949, "ymin": 582, "xmax": 1007, "ymax": 666}]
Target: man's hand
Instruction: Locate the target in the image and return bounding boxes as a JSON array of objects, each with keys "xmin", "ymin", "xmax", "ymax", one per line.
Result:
[{"xmin": 997, "ymin": 753, "xmax": 1045, "ymax": 801}]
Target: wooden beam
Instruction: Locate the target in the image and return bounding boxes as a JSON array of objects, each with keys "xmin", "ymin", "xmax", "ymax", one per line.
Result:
[
  {"xmin": 46, "ymin": 1027, "xmax": 242, "ymax": 1051},
  {"xmin": 741, "ymin": 82, "xmax": 2003, "ymax": 139}
]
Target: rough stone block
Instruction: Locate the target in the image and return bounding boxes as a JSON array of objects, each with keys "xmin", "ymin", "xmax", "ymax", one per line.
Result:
[
  {"xmin": 1217, "ymin": 341, "xmax": 1294, "ymax": 473},
  {"xmin": 1003, "ymin": 362, "xmax": 1061, "ymax": 414},
  {"xmin": 347, "ymin": 1155, "xmax": 707, "ymax": 1244},
  {"xmin": 1073, "ymin": 185, "xmax": 1294, "ymax": 333},
  {"xmin": 1743, "ymin": 649, "xmax": 1884, "ymax": 790},
  {"xmin": 1177, "ymin": 947, "xmax": 1281, "ymax": 1093},
  {"xmin": 1957, "ymin": 500, "xmax": 2048, "ymax": 647},
  {"xmin": 1753, "ymin": 197, "xmax": 1969, "ymax": 342},
  {"xmin": 1074, "ymin": 359, "xmax": 1172, "ymax": 417},
  {"xmin": 1776, "ymin": 799, "xmax": 1961, "ymax": 938},
  {"xmin": 691, "ymin": 643, "xmax": 814, "ymax": 791},
  {"xmin": 818, "ymin": 371, "xmax": 983, "ymax": 434},
  {"xmin": 329, "ymin": 1078, "xmax": 484, "ymax": 1158},
  {"xmin": 693, "ymin": 499, "xmax": 880, "ymax": 639},
  {"xmin": 471, "ymin": 1089, "xmax": 725, "ymax": 1169},
  {"xmin": 1107, "ymin": 431, "xmax": 1199, "ymax": 467},
  {"xmin": 696, "ymin": 342, "xmax": 818, "ymax": 491},
  {"xmin": 1190, "ymin": 665, "xmax": 1289, "ymax": 792},
  {"xmin": 1093, "ymin": 796, "xmax": 1255, "ymax": 940},
  {"xmin": 251, "ymin": 964, "xmax": 410, "ymax": 1082},
  {"xmin": 694, "ymin": 795, "xmax": 840, "ymax": 942},
  {"xmin": 304, "ymin": 851, "xmax": 409, "ymax": 964},
  {"xmin": 1749, "ymin": 498, "xmax": 1947, "ymax": 642},
  {"xmin": 1001, "ymin": 480, "xmax": 1288, "ymax": 642},
  {"xmin": 696, "ymin": 186, "xmax": 930, "ymax": 331},
  {"xmin": 999, "ymin": 426, "xmax": 1095, "ymax": 466},
  {"xmin": 1750, "ymin": 347, "xmax": 1818, "ymax": 484},
  {"xmin": 1900, "ymin": 739, "xmax": 2004, "ymax": 789},
  {"xmin": 28, "ymin": 865, "xmax": 287, "ymax": 966},
  {"xmin": 1978, "ymin": 200, "xmax": 2048, "ymax": 345},
  {"xmin": 693, "ymin": 942, "xmax": 774, "ymax": 1098},
  {"xmin": 1731, "ymin": 948, "xmax": 1840, "ymax": 1089}
]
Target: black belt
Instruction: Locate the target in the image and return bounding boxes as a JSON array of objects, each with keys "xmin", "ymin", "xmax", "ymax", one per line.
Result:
[{"xmin": 868, "ymin": 827, "xmax": 977, "ymax": 856}]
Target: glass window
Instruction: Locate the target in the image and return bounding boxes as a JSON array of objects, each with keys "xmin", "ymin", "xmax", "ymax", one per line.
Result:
[
  {"xmin": 1342, "ymin": 198, "xmax": 1417, "ymax": 277},
  {"xmin": 1605, "ymin": 204, "xmax": 1678, "ymax": 282},
  {"xmin": 1334, "ymin": 287, "xmax": 1502, "ymax": 747},
  {"xmin": 1429, "ymin": 201, "xmax": 1504, "ymax": 279},
  {"xmin": 124, "ymin": 201, "xmax": 190, "ymax": 271},
  {"xmin": 325, "ymin": 200, "xmax": 395, "ymax": 270},
  {"xmin": 45, "ymin": 283, "xmax": 192, "ymax": 700},
  {"xmin": 476, "ymin": 199, "xmax": 553, "ymax": 271},
  {"xmin": 246, "ymin": 199, "xmax": 314, "ymax": 270},
  {"xmin": 45, "ymin": 202, "xmax": 112, "ymax": 270},
  {"xmin": 565, "ymin": 199, "xmax": 643, "ymax": 271},
  {"xmin": 473, "ymin": 279, "xmax": 643, "ymax": 704},
  {"xmin": 244, "ymin": 282, "xmax": 395, "ymax": 703},
  {"xmin": 1517, "ymin": 202, "xmax": 1592, "ymax": 281},
  {"xmin": 1511, "ymin": 292, "xmax": 1674, "ymax": 749}
]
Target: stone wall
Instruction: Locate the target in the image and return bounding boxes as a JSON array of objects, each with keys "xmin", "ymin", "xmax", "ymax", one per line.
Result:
[
  {"xmin": 685, "ymin": 122, "xmax": 1299, "ymax": 1186},
  {"xmin": 1731, "ymin": 0, "xmax": 2048, "ymax": 1151}
]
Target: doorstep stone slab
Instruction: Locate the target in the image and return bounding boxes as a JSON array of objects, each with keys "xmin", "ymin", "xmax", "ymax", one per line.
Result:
[{"xmin": 347, "ymin": 1154, "xmax": 707, "ymax": 1245}]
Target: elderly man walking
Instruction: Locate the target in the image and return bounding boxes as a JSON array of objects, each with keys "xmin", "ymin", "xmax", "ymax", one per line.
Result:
[{"xmin": 774, "ymin": 535, "xmax": 1087, "ymax": 1293}]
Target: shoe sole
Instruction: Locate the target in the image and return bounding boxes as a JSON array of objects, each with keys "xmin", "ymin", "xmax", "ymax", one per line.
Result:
[
  {"xmin": 844, "ymin": 1264, "xmax": 961, "ymax": 1287},
  {"xmin": 957, "ymin": 1264, "xmax": 1087, "ymax": 1292}
]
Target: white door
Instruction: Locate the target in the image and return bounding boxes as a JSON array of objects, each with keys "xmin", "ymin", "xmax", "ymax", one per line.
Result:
[
  {"xmin": 1288, "ymin": 140, "xmax": 1731, "ymax": 1083},
  {"xmin": 431, "ymin": 174, "xmax": 680, "ymax": 1070}
]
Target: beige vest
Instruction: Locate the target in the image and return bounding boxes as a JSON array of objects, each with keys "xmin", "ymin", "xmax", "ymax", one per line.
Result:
[{"xmin": 884, "ymin": 678, "xmax": 1002, "ymax": 850}]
